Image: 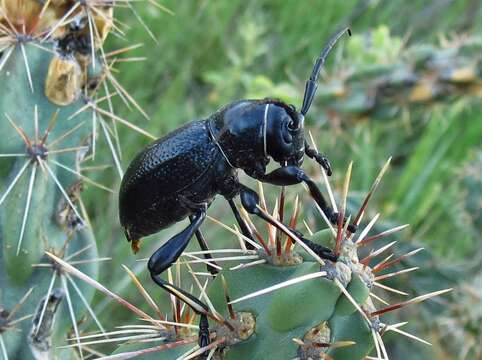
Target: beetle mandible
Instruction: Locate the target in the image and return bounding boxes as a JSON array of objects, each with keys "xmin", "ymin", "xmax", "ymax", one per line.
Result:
[{"xmin": 119, "ymin": 28, "xmax": 355, "ymax": 350}]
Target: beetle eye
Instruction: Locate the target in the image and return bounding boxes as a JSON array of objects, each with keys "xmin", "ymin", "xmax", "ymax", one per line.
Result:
[{"xmin": 287, "ymin": 119, "xmax": 298, "ymax": 130}]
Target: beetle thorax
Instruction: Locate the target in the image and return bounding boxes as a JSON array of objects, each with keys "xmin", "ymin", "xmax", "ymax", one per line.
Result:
[{"xmin": 208, "ymin": 100, "xmax": 269, "ymax": 175}]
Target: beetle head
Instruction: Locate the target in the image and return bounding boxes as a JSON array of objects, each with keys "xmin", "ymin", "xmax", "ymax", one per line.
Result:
[{"xmin": 265, "ymin": 102, "xmax": 305, "ymax": 167}]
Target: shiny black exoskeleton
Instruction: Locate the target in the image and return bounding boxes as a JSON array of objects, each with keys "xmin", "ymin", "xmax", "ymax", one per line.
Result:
[{"xmin": 119, "ymin": 28, "xmax": 354, "ymax": 353}]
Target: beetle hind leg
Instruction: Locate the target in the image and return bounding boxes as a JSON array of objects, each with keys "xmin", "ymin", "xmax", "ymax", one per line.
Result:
[{"xmin": 147, "ymin": 209, "xmax": 211, "ymax": 353}]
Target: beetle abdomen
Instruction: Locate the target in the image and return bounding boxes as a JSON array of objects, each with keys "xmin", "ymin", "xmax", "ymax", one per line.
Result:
[{"xmin": 119, "ymin": 120, "xmax": 218, "ymax": 241}]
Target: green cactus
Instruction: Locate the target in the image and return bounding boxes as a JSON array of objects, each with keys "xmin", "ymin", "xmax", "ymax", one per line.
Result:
[{"xmin": 45, "ymin": 161, "xmax": 451, "ymax": 360}]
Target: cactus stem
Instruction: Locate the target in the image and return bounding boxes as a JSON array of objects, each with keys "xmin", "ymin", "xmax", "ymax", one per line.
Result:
[
  {"xmin": 16, "ymin": 163, "xmax": 37, "ymax": 256},
  {"xmin": 229, "ymin": 271, "xmax": 327, "ymax": 305},
  {"xmin": 333, "ymin": 278, "xmax": 371, "ymax": 324}
]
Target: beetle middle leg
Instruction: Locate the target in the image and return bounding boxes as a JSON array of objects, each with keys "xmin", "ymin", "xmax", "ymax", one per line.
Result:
[
  {"xmin": 257, "ymin": 166, "xmax": 357, "ymax": 233},
  {"xmin": 235, "ymin": 184, "xmax": 338, "ymax": 262},
  {"xmin": 190, "ymin": 215, "xmax": 219, "ymax": 275},
  {"xmin": 148, "ymin": 208, "xmax": 211, "ymax": 351}
]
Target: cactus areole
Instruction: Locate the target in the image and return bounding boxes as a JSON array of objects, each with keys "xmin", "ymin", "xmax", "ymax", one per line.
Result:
[{"xmin": 119, "ymin": 28, "xmax": 356, "ymax": 353}]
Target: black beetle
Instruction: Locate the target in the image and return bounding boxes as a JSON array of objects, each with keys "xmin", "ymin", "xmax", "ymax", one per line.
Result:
[{"xmin": 119, "ymin": 28, "xmax": 355, "ymax": 350}]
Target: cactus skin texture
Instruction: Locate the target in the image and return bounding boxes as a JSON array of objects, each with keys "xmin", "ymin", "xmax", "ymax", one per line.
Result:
[
  {"xmin": 0, "ymin": 1, "xmax": 109, "ymax": 358},
  {"xmin": 0, "ymin": 45, "xmax": 99, "ymax": 359},
  {"xmin": 207, "ymin": 230, "xmax": 374, "ymax": 360}
]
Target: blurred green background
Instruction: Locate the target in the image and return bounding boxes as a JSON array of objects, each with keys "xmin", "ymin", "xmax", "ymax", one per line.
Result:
[{"xmin": 80, "ymin": 1, "xmax": 481, "ymax": 359}]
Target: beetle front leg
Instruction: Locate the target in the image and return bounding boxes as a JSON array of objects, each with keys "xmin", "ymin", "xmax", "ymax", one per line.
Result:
[
  {"xmin": 148, "ymin": 209, "xmax": 211, "ymax": 353},
  {"xmin": 305, "ymin": 140, "xmax": 332, "ymax": 176},
  {"xmin": 237, "ymin": 184, "xmax": 338, "ymax": 262},
  {"xmin": 257, "ymin": 166, "xmax": 357, "ymax": 233}
]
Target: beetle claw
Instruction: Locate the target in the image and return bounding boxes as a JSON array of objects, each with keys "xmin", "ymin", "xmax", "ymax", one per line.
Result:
[{"xmin": 198, "ymin": 314, "xmax": 210, "ymax": 356}]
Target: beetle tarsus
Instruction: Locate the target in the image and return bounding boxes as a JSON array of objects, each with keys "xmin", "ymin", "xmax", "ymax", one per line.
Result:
[
  {"xmin": 305, "ymin": 140, "xmax": 333, "ymax": 176},
  {"xmin": 198, "ymin": 314, "xmax": 210, "ymax": 353},
  {"xmin": 329, "ymin": 211, "xmax": 358, "ymax": 233}
]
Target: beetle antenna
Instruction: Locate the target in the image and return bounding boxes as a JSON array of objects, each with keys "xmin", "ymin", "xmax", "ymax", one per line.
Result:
[{"xmin": 300, "ymin": 27, "xmax": 351, "ymax": 116}]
